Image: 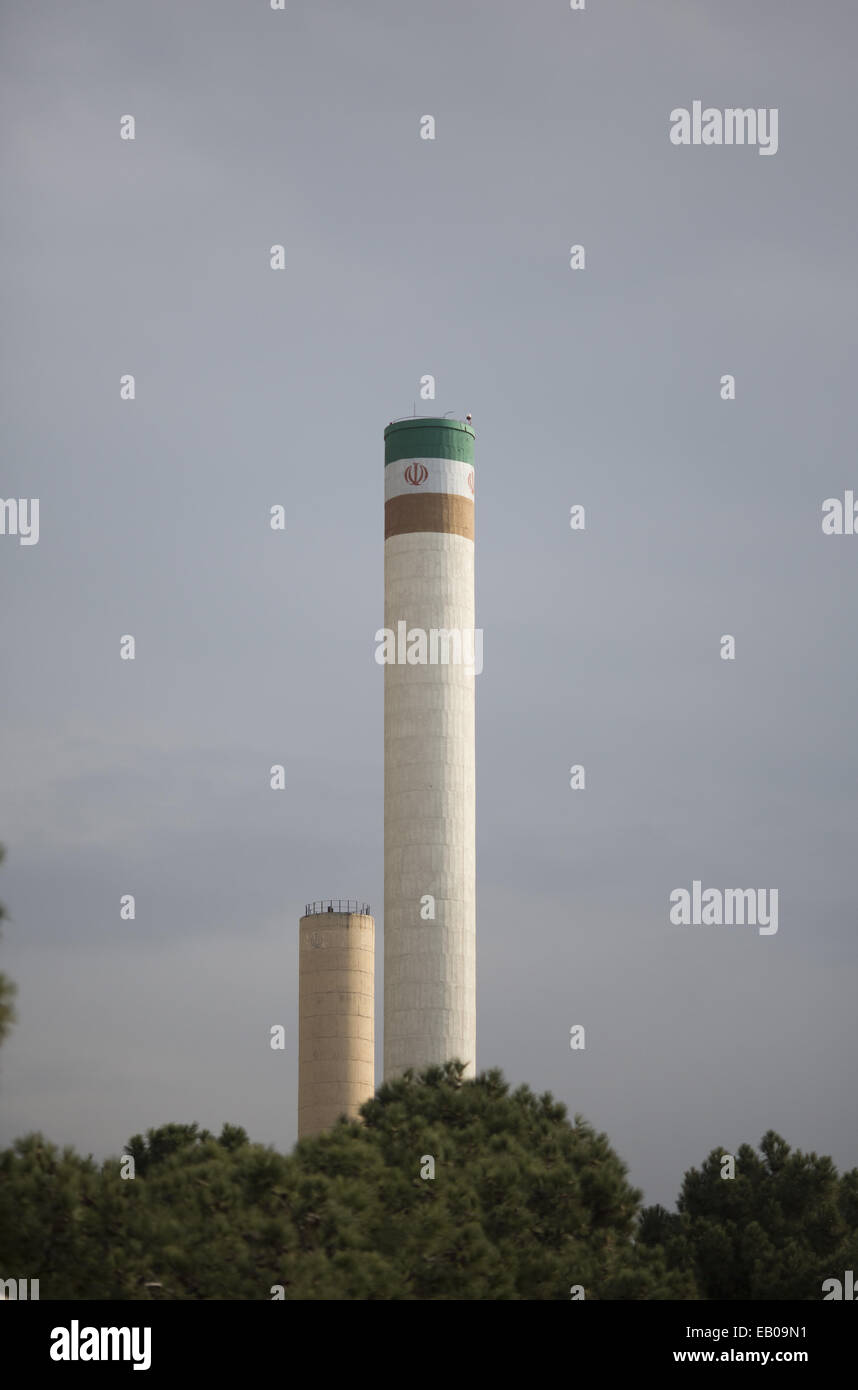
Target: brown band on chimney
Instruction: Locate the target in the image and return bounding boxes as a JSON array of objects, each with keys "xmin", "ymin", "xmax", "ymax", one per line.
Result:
[{"xmin": 385, "ymin": 493, "xmax": 474, "ymax": 541}]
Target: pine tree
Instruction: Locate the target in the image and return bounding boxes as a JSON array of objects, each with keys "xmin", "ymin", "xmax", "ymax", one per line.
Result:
[
  {"xmin": 640, "ymin": 1131, "xmax": 858, "ymax": 1299},
  {"xmin": 1, "ymin": 1063, "xmax": 694, "ymax": 1300}
]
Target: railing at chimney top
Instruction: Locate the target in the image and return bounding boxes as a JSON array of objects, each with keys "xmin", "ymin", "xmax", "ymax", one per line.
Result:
[{"xmin": 304, "ymin": 900, "xmax": 371, "ymax": 917}]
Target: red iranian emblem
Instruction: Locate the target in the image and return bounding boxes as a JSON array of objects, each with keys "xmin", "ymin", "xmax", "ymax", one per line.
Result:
[
  {"xmin": 404, "ymin": 461, "xmax": 428, "ymax": 486},
  {"xmin": 467, "ymin": 470, "xmax": 474, "ymax": 494}
]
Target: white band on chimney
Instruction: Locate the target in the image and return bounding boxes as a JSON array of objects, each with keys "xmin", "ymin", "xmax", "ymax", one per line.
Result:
[{"xmin": 385, "ymin": 457, "xmax": 475, "ymax": 502}]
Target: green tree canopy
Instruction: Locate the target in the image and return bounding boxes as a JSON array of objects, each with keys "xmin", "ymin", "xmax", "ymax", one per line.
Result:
[
  {"xmin": 639, "ymin": 1131, "xmax": 858, "ymax": 1300},
  {"xmin": 1, "ymin": 1063, "xmax": 692, "ymax": 1300}
]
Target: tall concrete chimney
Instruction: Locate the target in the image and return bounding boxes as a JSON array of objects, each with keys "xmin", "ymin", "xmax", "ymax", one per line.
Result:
[
  {"xmin": 297, "ymin": 901, "xmax": 375, "ymax": 1138},
  {"xmin": 383, "ymin": 416, "xmax": 476, "ymax": 1080}
]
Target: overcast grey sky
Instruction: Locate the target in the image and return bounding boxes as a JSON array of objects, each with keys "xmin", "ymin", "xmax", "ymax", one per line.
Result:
[{"xmin": 1, "ymin": 0, "xmax": 856, "ymax": 1208}]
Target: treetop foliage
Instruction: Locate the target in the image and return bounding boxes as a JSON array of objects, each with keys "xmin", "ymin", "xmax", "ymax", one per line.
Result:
[
  {"xmin": 1, "ymin": 1062, "xmax": 690, "ymax": 1300},
  {"xmin": 639, "ymin": 1131, "xmax": 858, "ymax": 1300}
]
